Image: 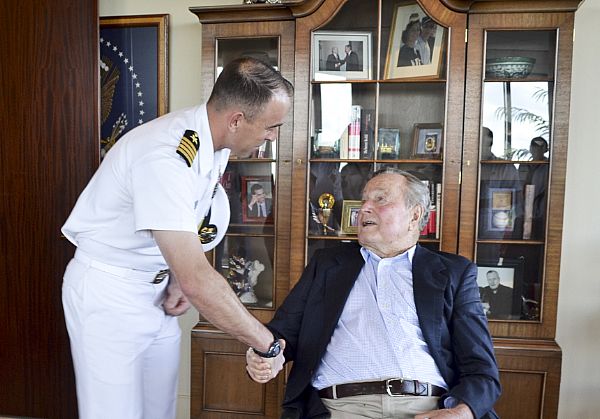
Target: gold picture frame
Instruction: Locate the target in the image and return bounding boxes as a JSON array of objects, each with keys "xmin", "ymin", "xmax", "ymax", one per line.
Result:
[
  {"xmin": 341, "ymin": 200, "xmax": 362, "ymax": 235},
  {"xmin": 384, "ymin": 4, "xmax": 446, "ymax": 80}
]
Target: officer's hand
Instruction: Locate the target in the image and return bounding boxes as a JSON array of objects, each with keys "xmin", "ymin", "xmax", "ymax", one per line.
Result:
[
  {"xmin": 163, "ymin": 277, "xmax": 191, "ymax": 316},
  {"xmin": 245, "ymin": 340, "xmax": 286, "ymax": 383}
]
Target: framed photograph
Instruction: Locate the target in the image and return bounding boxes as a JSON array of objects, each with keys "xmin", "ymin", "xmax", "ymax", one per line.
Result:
[
  {"xmin": 476, "ymin": 259, "xmax": 524, "ymax": 320},
  {"xmin": 412, "ymin": 123, "xmax": 443, "ymax": 159},
  {"xmin": 100, "ymin": 15, "xmax": 169, "ymax": 159},
  {"xmin": 377, "ymin": 128, "xmax": 400, "ymax": 159},
  {"xmin": 341, "ymin": 200, "xmax": 362, "ymax": 235},
  {"xmin": 241, "ymin": 176, "xmax": 274, "ymax": 224},
  {"xmin": 478, "ymin": 181, "xmax": 523, "ymax": 239},
  {"xmin": 312, "ymin": 31, "xmax": 372, "ymax": 81},
  {"xmin": 384, "ymin": 4, "xmax": 446, "ymax": 80}
]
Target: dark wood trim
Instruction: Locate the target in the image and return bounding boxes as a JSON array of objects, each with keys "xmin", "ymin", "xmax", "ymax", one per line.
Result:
[
  {"xmin": 189, "ymin": 0, "xmax": 327, "ymax": 24},
  {"xmin": 441, "ymin": 0, "xmax": 580, "ymax": 13}
]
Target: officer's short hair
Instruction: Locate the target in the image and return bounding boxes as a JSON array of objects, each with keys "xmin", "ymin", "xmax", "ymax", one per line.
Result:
[{"xmin": 208, "ymin": 57, "xmax": 293, "ymax": 122}]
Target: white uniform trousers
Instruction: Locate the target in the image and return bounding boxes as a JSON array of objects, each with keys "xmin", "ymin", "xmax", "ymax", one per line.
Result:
[{"xmin": 62, "ymin": 252, "xmax": 181, "ymax": 419}]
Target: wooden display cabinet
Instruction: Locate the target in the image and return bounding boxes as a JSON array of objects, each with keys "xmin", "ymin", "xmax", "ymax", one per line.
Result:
[{"xmin": 190, "ymin": 1, "xmax": 581, "ymax": 417}]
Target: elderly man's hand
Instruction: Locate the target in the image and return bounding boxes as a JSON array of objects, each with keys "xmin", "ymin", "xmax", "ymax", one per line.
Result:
[
  {"xmin": 414, "ymin": 402, "xmax": 474, "ymax": 419},
  {"xmin": 245, "ymin": 340, "xmax": 286, "ymax": 383}
]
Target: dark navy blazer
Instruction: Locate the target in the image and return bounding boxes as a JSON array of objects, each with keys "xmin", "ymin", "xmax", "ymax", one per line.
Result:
[{"xmin": 268, "ymin": 243, "xmax": 501, "ymax": 419}]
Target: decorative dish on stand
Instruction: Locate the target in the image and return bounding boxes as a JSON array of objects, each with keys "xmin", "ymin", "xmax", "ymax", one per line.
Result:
[{"xmin": 485, "ymin": 56, "xmax": 536, "ymax": 79}]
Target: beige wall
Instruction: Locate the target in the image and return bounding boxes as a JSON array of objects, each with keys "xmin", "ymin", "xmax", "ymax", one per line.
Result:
[
  {"xmin": 99, "ymin": 1, "xmax": 600, "ymax": 418},
  {"xmin": 558, "ymin": 0, "xmax": 600, "ymax": 418}
]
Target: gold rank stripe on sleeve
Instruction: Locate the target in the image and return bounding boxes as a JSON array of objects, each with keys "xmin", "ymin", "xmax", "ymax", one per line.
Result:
[{"xmin": 176, "ymin": 129, "xmax": 200, "ymax": 167}]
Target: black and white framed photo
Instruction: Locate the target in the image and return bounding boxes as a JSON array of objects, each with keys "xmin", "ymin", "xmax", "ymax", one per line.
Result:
[
  {"xmin": 312, "ymin": 31, "xmax": 372, "ymax": 81},
  {"xmin": 476, "ymin": 259, "xmax": 524, "ymax": 320}
]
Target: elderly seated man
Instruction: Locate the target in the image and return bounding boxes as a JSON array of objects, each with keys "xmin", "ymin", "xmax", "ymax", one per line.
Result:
[{"xmin": 247, "ymin": 168, "xmax": 501, "ymax": 419}]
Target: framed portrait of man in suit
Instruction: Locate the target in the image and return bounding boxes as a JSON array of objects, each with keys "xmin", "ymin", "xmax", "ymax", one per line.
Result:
[
  {"xmin": 241, "ymin": 176, "xmax": 274, "ymax": 224},
  {"xmin": 476, "ymin": 259, "xmax": 524, "ymax": 320}
]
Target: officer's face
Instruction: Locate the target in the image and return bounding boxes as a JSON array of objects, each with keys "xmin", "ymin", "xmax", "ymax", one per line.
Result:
[{"xmin": 233, "ymin": 92, "xmax": 291, "ymax": 158}]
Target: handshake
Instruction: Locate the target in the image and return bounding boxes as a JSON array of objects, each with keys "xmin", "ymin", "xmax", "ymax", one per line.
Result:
[{"xmin": 245, "ymin": 339, "xmax": 286, "ymax": 383}]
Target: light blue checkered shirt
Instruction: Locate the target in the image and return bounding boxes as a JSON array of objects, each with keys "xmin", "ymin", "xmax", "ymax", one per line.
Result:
[{"xmin": 311, "ymin": 246, "xmax": 447, "ymax": 390}]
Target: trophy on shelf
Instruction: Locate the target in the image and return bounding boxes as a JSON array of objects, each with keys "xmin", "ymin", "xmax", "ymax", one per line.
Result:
[{"xmin": 317, "ymin": 193, "xmax": 335, "ymax": 235}]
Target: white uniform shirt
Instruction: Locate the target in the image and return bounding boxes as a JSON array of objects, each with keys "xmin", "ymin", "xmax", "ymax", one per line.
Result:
[{"xmin": 62, "ymin": 104, "xmax": 230, "ymax": 271}]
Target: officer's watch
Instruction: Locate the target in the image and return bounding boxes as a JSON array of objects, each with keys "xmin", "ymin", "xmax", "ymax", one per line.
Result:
[{"xmin": 253, "ymin": 339, "xmax": 281, "ymax": 358}]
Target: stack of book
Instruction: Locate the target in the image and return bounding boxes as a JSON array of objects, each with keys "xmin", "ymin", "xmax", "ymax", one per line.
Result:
[
  {"xmin": 337, "ymin": 105, "xmax": 375, "ymax": 159},
  {"xmin": 419, "ymin": 180, "xmax": 442, "ymax": 239}
]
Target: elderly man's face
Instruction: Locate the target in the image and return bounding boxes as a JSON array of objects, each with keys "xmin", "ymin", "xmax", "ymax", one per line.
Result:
[{"xmin": 357, "ymin": 173, "xmax": 421, "ymax": 258}]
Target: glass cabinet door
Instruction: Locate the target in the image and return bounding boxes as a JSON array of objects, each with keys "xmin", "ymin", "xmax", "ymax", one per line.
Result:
[
  {"xmin": 213, "ymin": 37, "xmax": 280, "ymax": 309},
  {"xmin": 460, "ymin": 9, "xmax": 575, "ymax": 340},
  {"xmin": 305, "ymin": 0, "xmax": 455, "ymax": 260},
  {"xmin": 475, "ymin": 30, "xmax": 556, "ymax": 322}
]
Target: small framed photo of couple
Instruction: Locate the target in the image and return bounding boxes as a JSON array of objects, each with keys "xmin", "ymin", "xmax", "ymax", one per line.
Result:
[
  {"xmin": 384, "ymin": 4, "xmax": 446, "ymax": 80},
  {"xmin": 341, "ymin": 200, "xmax": 362, "ymax": 235},
  {"xmin": 312, "ymin": 31, "xmax": 372, "ymax": 81},
  {"xmin": 241, "ymin": 176, "xmax": 274, "ymax": 224},
  {"xmin": 412, "ymin": 123, "xmax": 443, "ymax": 159}
]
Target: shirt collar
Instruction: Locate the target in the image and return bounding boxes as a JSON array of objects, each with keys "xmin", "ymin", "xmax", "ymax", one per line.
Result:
[
  {"xmin": 195, "ymin": 103, "xmax": 231, "ymax": 177},
  {"xmin": 360, "ymin": 245, "xmax": 416, "ymax": 264}
]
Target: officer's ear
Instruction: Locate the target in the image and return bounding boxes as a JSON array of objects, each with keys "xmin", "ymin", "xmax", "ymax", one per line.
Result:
[{"xmin": 229, "ymin": 111, "xmax": 244, "ymax": 132}]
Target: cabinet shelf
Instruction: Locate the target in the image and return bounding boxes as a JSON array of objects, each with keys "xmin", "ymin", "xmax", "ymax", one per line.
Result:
[
  {"xmin": 476, "ymin": 238, "xmax": 545, "ymax": 245},
  {"xmin": 307, "ymin": 235, "xmax": 441, "ymax": 244},
  {"xmin": 223, "ymin": 231, "xmax": 275, "ymax": 238},
  {"xmin": 309, "ymin": 158, "xmax": 443, "ymax": 164},
  {"xmin": 484, "ymin": 76, "xmax": 554, "ymax": 82},
  {"xmin": 228, "ymin": 158, "xmax": 276, "ymax": 163},
  {"xmin": 307, "ymin": 235, "xmax": 357, "ymax": 241},
  {"xmin": 310, "ymin": 78, "xmax": 447, "ymax": 85}
]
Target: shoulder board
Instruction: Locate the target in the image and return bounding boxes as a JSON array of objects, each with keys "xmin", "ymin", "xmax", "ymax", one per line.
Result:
[{"xmin": 176, "ymin": 130, "xmax": 200, "ymax": 167}]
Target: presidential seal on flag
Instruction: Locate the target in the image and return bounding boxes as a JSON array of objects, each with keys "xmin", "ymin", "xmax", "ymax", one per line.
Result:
[{"xmin": 99, "ymin": 15, "xmax": 168, "ymax": 159}]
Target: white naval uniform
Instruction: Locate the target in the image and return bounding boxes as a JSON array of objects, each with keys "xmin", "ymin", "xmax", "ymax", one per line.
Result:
[{"xmin": 61, "ymin": 104, "xmax": 230, "ymax": 419}]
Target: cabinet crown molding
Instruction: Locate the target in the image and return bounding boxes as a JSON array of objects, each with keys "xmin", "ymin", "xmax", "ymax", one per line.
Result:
[{"xmin": 189, "ymin": 0, "xmax": 582, "ymax": 24}]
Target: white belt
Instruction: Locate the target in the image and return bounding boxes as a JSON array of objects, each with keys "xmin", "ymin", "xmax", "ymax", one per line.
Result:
[{"xmin": 74, "ymin": 250, "xmax": 170, "ymax": 284}]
